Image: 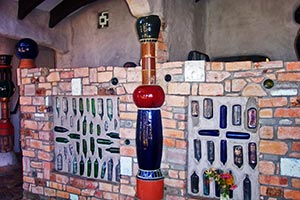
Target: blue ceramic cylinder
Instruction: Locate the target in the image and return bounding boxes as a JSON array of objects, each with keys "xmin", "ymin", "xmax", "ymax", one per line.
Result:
[{"xmin": 136, "ymin": 109, "xmax": 163, "ymax": 170}]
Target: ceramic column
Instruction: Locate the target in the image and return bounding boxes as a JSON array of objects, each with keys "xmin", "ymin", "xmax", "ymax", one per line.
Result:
[
  {"xmin": 0, "ymin": 54, "xmax": 16, "ymax": 166},
  {"xmin": 133, "ymin": 15, "xmax": 165, "ymax": 200}
]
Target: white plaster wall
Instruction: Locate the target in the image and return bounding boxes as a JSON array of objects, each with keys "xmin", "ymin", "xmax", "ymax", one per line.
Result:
[
  {"xmin": 163, "ymin": 0, "xmax": 206, "ymax": 62},
  {"xmin": 204, "ymin": 0, "xmax": 300, "ymax": 61},
  {"xmin": 56, "ymin": 0, "xmax": 140, "ymax": 68},
  {"xmin": 0, "ymin": 0, "xmax": 69, "ymax": 53}
]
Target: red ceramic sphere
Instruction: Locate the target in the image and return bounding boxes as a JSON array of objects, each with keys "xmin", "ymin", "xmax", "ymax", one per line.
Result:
[{"xmin": 133, "ymin": 85, "xmax": 165, "ymax": 108}]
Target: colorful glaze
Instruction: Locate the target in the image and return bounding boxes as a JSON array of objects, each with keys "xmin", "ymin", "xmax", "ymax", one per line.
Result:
[
  {"xmin": 133, "ymin": 85, "xmax": 165, "ymax": 108},
  {"xmin": 136, "ymin": 109, "xmax": 163, "ymax": 170},
  {"xmin": 135, "ymin": 15, "xmax": 164, "ymax": 199}
]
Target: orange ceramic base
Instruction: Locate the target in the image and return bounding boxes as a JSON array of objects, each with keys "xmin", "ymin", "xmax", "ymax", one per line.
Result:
[
  {"xmin": 19, "ymin": 59, "xmax": 35, "ymax": 68},
  {"xmin": 136, "ymin": 178, "xmax": 164, "ymax": 200}
]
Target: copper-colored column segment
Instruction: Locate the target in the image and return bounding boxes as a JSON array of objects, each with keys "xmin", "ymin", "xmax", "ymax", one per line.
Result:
[
  {"xmin": 141, "ymin": 42, "xmax": 156, "ymax": 84},
  {"xmin": 0, "ymin": 98, "xmax": 10, "ymax": 119}
]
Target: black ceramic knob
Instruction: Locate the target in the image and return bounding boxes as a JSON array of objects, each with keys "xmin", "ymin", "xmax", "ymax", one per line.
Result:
[{"xmin": 136, "ymin": 15, "xmax": 161, "ymax": 42}]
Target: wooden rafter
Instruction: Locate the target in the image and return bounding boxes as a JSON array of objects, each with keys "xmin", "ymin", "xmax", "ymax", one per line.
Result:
[
  {"xmin": 18, "ymin": 0, "xmax": 45, "ymax": 20},
  {"xmin": 49, "ymin": 0, "xmax": 97, "ymax": 28}
]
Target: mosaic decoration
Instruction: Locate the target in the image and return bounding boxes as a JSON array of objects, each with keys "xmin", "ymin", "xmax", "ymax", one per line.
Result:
[
  {"xmin": 98, "ymin": 11, "xmax": 109, "ymax": 29},
  {"xmin": 54, "ymin": 96, "xmax": 120, "ymax": 183},
  {"xmin": 133, "ymin": 15, "xmax": 165, "ymax": 200},
  {"xmin": 188, "ymin": 96, "xmax": 259, "ymax": 199}
]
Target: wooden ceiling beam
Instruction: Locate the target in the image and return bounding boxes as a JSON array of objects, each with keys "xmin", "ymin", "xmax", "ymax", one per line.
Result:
[
  {"xmin": 49, "ymin": 0, "xmax": 97, "ymax": 28},
  {"xmin": 18, "ymin": 0, "xmax": 45, "ymax": 20}
]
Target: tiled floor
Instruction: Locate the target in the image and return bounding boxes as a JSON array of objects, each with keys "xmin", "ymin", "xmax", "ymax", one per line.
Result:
[{"xmin": 0, "ymin": 154, "xmax": 23, "ymax": 200}]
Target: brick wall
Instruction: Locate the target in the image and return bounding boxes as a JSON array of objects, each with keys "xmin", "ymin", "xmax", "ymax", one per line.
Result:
[{"xmin": 18, "ymin": 61, "xmax": 300, "ymax": 199}]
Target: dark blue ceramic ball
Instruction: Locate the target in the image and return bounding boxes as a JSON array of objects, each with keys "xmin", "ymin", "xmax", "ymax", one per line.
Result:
[{"xmin": 15, "ymin": 38, "xmax": 39, "ymax": 59}]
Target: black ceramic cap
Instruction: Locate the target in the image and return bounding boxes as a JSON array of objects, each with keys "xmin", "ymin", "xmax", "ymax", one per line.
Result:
[{"xmin": 136, "ymin": 15, "xmax": 161, "ymax": 42}]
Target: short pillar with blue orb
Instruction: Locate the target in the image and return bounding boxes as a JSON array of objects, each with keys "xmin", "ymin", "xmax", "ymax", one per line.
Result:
[{"xmin": 15, "ymin": 38, "xmax": 39, "ymax": 68}]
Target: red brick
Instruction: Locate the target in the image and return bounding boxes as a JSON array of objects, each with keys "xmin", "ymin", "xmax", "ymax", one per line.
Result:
[
  {"xmin": 164, "ymin": 129, "xmax": 184, "ymax": 139},
  {"xmin": 39, "ymin": 131, "xmax": 54, "ymax": 141},
  {"xmin": 259, "ymin": 175, "xmax": 288, "ymax": 187},
  {"xmin": 211, "ymin": 62, "xmax": 224, "ymax": 70},
  {"xmin": 37, "ymin": 150, "xmax": 53, "ymax": 161},
  {"xmin": 30, "ymin": 139, "xmax": 43, "ymax": 149},
  {"xmin": 266, "ymin": 187, "xmax": 283, "ymax": 197},
  {"xmin": 94, "ymin": 190, "xmax": 104, "ymax": 198},
  {"xmin": 278, "ymin": 72, "xmax": 300, "ymax": 81},
  {"xmin": 199, "ymin": 83, "xmax": 223, "ymax": 96},
  {"xmin": 274, "ymin": 108, "xmax": 300, "ymax": 117},
  {"xmin": 260, "ymin": 140, "xmax": 288, "ymax": 155},
  {"xmin": 166, "ymin": 149, "xmax": 186, "ymax": 165},
  {"xmin": 292, "ymin": 142, "xmax": 300, "ymax": 151},
  {"xmin": 225, "ymin": 61, "xmax": 252, "ymax": 71},
  {"xmin": 258, "ymin": 97, "xmax": 288, "ymax": 107},
  {"xmin": 44, "ymin": 187, "xmax": 56, "ymax": 197},
  {"xmin": 164, "ymin": 178, "xmax": 185, "ymax": 188},
  {"xmin": 85, "ymin": 180, "xmax": 98, "ymax": 189},
  {"xmin": 74, "ymin": 67, "xmax": 89, "ymax": 77},
  {"xmin": 259, "ymin": 109, "xmax": 273, "ymax": 118},
  {"xmin": 259, "ymin": 161, "xmax": 275, "ymax": 174},
  {"xmin": 168, "ymin": 170, "xmax": 179, "ymax": 179},
  {"xmin": 81, "ymin": 188, "xmax": 95, "ymax": 196},
  {"xmin": 70, "ymin": 177, "xmax": 85, "ymax": 188},
  {"xmin": 290, "ymin": 97, "xmax": 300, "ymax": 107},
  {"xmin": 284, "ymin": 189, "xmax": 300, "ymax": 199},
  {"xmin": 103, "ymin": 192, "xmax": 119, "ymax": 199},
  {"xmin": 23, "ymin": 149, "xmax": 35, "ymax": 157},
  {"xmin": 60, "ymin": 71, "xmax": 74, "ymax": 79},
  {"xmin": 278, "ymin": 127, "xmax": 300, "ymax": 139},
  {"xmin": 23, "ymin": 176, "xmax": 35, "ymax": 184},
  {"xmin": 43, "ymin": 161, "xmax": 54, "ymax": 179},
  {"xmin": 24, "ymin": 85, "xmax": 36, "ymax": 96},
  {"xmin": 242, "ymin": 83, "xmax": 266, "ymax": 96},
  {"xmin": 174, "ymin": 113, "xmax": 187, "ymax": 121},
  {"xmin": 56, "ymin": 174, "xmax": 69, "ymax": 184},
  {"xmin": 99, "ymin": 182, "xmax": 113, "ymax": 192},
  {"xmin": 254, "ymin": 61, "xmax": 283, "ymax": 69},
  {"xmin": 36, "ymin": 88, "xmax": 46, "ymax": 96},
  {"xmin": 49, "ymin": 181, "xmax": 63, "ymax": 190},
  {"xmin": 23, "ymin": 120, "xmax": 38, "ymax": 129},
  {"xmin": 32, "ymin": 96, "xmax": 44, "ymax": 105},
  {"xmin": 57, "ymin": 190, "xmax": 70, "ymax": 199},
  {"xmin": 47, "ymin": 72, "xmax": 60, "ymax": 82},
  {"xmin": 286, "ymin": 62, "xmax": 300, "ymax": 71},
  {"xmin": 162, "ymin": 119, "xmax": 177, "ymax": 129},
  {"xmin": 31, "ymin": 161, "xmax": 43, "ymax": 169},
  {"xmin": 205, "ymin": 71, "xmax": 231, "ymax": 82},
  {"xmin": 21, "ymin": 105, "xmax": 36, "ymax": 112},
  {"xmin": 164, "ymin": 138, "xmax": 175, "ymax": 147},
  {"xmin": 120, "ymin": 146, "xmax": 136, "ymax": 157},
  {"xmin": 176, "ymin": 140, "xmax": 187, "ymax": 149},
  {"xmin": 66, "ymin": 185, "xmax": 81, "ymax": 195},
  {"xmin": 167, "ymin": 83, "xmax": 190, "ymax": 95},
  {"xmin": 165, "ymin": 95, "xmax": 187, "ymax": 107},
  {"xmin": 292, "ymin": 178, "xmax": 300, "ymax": 188},
  {"xmin": 120, "ymin": 184, "xmax": 135, "ymax": 196},
  {"xmin": 31, "ymin": 186, "xmax": 44, "ymax": 195},
  {"xmin": 259, "ymin": 126, "xmax": 274, "ymax": 139}
]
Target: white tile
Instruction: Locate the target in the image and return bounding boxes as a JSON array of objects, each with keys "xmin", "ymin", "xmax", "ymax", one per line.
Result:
[
  {"xmin": 120, "ymin": 156, "xmax": 132, "ymax": 176},
  {"xmin": 72, "ymin": 78, "xmax": 82, "ymax": 95},
  {"xmin": 184, "ymin": 60, "xmax": 205, "ymax": 82},
  {"xmin": 281, "ymin": 158, "xmax": 300, "ymax": 178}
]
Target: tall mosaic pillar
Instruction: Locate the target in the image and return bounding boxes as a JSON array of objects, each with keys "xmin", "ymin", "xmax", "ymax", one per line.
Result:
[
  {"xmin": 0, "ymin": 55, "xmax": 16, "ymax": 166},
  {"xmin": 133, "ymin": 15, "xmax": 165, "ymax": 200}
]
